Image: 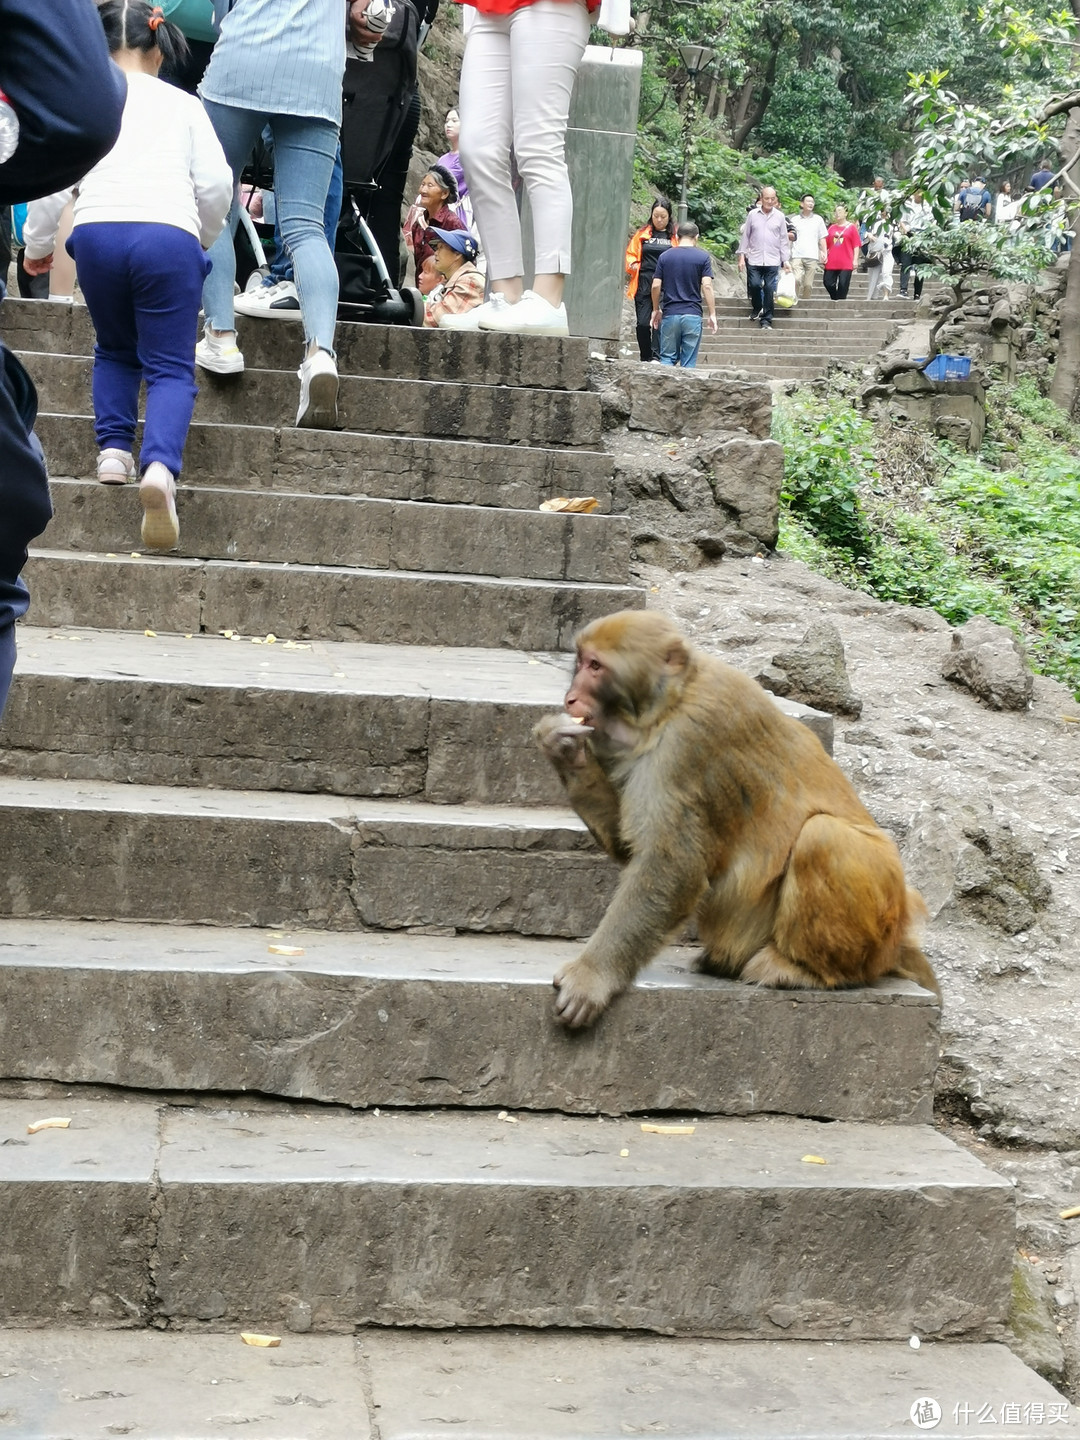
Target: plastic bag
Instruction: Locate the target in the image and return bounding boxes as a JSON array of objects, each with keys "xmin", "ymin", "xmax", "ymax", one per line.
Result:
[{"xmin": 774, "ymin": 269, "xmax": 798, "ymax": 309}]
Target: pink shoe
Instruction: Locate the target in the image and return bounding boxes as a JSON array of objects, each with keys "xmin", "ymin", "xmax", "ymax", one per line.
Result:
[
  {"xmin": 97, "ymin": 448, "xmax": 136, "ymax": 485},
  {"xmin": 139, "ymin": 462, "xmax": 179, "ymax": 550}
]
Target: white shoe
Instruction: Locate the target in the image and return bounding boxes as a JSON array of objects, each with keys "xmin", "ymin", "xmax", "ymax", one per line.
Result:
[
  {"xmin": 96, "ymin": 448, "xmax": 135, "ymax": 485},
  {"xmin": 296, "ymin": 349, "xmax": 338, "ymax": 429},
  {"xmin": 195, "ymin": 327, "xmax": 245, "ymax": 375},
  {"xmin": 439, "ymin": 293, "xmax": 511, "ymax": 332},
  {"xmin": 235, "ymin": 279, "xmax": 301, "ymax": 321},
  {"xmin": 478, "ymin": 289, "xmax": 569, "ymax": 337},
  {"xmin": 139, "ymin": 462, "xmax": 179, "ymax": 550}
]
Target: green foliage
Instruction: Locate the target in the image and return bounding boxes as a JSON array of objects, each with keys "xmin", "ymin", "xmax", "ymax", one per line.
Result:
[
  {"xmin": 773, "ymin": 383, "xmax": 1080, "ymax": 697},
  {"xmin": 757, "ymin": 59, "xmax": 853, "ymax": 165},
  {"xmin": 642, "ymin": 134, "xmax": 854, "ymax": 254}
]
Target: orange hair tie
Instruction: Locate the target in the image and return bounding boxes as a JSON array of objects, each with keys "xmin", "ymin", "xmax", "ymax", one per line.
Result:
[{"xmin": 148, "ymin": 6, "xmax": 165, "ymax": 29}]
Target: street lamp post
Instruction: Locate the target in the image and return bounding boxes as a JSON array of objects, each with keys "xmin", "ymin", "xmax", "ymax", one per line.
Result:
[{"xmin": 677, "ymin": 43, "xmax": 715, "ymax": 225}]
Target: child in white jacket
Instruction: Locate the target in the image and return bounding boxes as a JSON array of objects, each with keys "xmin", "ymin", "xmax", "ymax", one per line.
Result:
[{"xmin": 24, "ymin": 0, "xmax": 231, "ymax": 550}]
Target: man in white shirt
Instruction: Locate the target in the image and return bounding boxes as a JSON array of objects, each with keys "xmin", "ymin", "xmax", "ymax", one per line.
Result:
[{"xmin": 789, "ymin": 193, "xmax": 827, "ymax": 299}]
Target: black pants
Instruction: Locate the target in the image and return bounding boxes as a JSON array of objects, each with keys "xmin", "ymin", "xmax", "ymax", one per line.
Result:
[
  {"xmin": 634, "ymin": 292, "xmax": 658, "ymax": 360},
  {"xmin": 363, "ymin": 85, "xmax": 422, "ymax": 287},
  {"xmin": 896, "ymin": 251, "xmax": 923, "ymax": 298},
  {"xmin": 823, "ymin": 267, "xmax": 851, "ymax": 300}
]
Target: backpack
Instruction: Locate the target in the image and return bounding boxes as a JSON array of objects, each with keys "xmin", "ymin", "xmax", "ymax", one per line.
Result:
[{"xmin": 959, "ymin": 187, "xmax": 989, "ymax": 222}]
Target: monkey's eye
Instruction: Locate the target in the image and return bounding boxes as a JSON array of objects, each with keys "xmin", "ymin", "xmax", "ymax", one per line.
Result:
[{"xmin": 587, "ymin": 658, "xmax": 602, "ymax": 673}]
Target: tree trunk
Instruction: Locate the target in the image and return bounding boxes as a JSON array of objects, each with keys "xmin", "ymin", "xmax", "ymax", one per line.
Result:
[
  {"xmin": 731, "ymin": 40, "xmax": 780, "ymax": 150},
  {"xmin": 1049, "ymin": 108, "xmax": 1080, "ymax": 415}
]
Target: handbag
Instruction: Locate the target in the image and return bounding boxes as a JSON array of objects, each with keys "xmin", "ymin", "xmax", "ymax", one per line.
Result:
[{"xmin": 774, "ymin": 269, "xmax": 798, "ymax": 309}]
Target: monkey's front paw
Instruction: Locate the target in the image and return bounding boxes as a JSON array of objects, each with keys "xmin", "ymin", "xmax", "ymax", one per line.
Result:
[
  {"xmin": 534, "ymin": 713, "xmax": 592, "ymax": 769},
  {"xmin": 552, "ymin": 958, "xmax": 620, "ymax": 1030}
]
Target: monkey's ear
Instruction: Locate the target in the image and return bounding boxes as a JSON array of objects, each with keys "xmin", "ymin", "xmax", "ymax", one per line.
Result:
[{"xmin": 662, "ymin": 639, "xmax": 690, "ymax": 674}]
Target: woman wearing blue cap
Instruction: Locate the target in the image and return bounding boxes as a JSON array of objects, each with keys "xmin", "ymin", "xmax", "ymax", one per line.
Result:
[{"xmin": 425, "ymin": 227, "xmax": 484, "ymax": 327}]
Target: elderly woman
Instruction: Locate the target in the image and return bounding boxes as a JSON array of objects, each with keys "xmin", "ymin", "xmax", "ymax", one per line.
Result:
[
  {"xmin": 425, "ymin": 228, "xmax": 484, "ymax": 328},
  {"xmin": 403, "ymin": 162, "xmax": 466, "ymax": 295}
]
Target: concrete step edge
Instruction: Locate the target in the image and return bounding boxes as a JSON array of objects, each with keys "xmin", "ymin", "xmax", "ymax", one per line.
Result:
[
  {"xmin": 0, "ymin": 1096, "xmax": 1014, "ymax": 1335},
  {"xmin": 0, "ymin": 1332, "xmax": 1070, "ymax": 1439},
  {"xmin": 0, "ymin": 916, "xmax": 938, "ymax": 1121}
]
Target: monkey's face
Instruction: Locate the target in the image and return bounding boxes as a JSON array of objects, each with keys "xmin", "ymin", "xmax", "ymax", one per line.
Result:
[{"xmin": 565, "ymin": 647, "xmax": 606, "ymax": 725}]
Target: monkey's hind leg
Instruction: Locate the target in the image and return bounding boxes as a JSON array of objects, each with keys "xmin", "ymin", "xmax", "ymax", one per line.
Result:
[{"xmin": 741, "ymin": 944, "xmax": 835, "ymax": 990}]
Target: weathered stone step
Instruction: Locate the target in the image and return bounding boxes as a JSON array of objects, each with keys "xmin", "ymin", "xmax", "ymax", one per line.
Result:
[
  {"xmin": 36, "ymin": 412, "xmax": 615, "ymax": 511},
  {"xmin": 3, "ymin": 297, "xmax": 592, "ymax": 391},
  {"xmin": 22, "ymin": 549, "xmax": 642, "ymax": 649},
  {"xmin": 0, "ymin": 1096, "xmax": 1012, "ymax": 1336},
  {"xmin": 4, "ymin": 628, "xmax": 571, "ymax": 804},
  {"xmin": 45, "ymin": 480, "xmax": 630, "ymax": 583},
  {"xmin": 0, "ymin": 918, "xmax": 936, "ymax": 1121},
  {"xmin": 703, "ymin": 344, "xmax": 880, "ymax": 358},
  {"xmin": 705, "ymin": 364, "xmax": 831, "ymax": 381},
  {"xmin": 0, "ymin": 776, "xmax": 611, "ymax": 933},
  {"xmin": 715, "ymin": 300, "xmax": 913, "ymax": 317},
  {"xmin": 21, "ymin": 352, "xmax": 603, "ymax": 449},
  {"xmin": 3, "ymin": 628, "xmax": 832, "ymax": 802},
  {"xmin": 0, "ymin": 1331, "xmax": 1072, "ymax": 1439}
]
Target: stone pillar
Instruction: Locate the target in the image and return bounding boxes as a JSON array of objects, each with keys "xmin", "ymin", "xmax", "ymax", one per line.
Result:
[{"xmin": 521, "ymin": 45, "xmax": 642, "ymax": 344}]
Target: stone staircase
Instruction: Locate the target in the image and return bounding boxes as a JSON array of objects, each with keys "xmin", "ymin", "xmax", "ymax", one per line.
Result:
[
  {"xmin": 0, "ymin": 296, "xmax": 1074, "ymax": 1437},
  {"xmin": 700, "ymin": 273, "xmax": 916, "ymax": 382}
]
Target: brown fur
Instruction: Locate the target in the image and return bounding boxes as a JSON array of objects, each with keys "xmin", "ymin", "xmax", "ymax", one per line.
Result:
[{"xmin": 534, "ymin": 610, "xmax": 938, "ymax": 1028}]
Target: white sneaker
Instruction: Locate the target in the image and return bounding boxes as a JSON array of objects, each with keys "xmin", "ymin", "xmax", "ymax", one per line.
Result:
[
  {"xmin": 478, "ymin": 289, "xmax": 569, "ymax": 337},
  {"xmin": 195, "ymin": 327, "xmax": 245, "ymax": 375},
  {"xmin": 96, "ymin": 448, "xmax": 135, "ymax": 485},
  {"xmin": 439, "ymin": 292, "xmax": 511, "ymax": 332},
  {"xmin": 139, "ymin": 462, "xmax": 179, "ymax": 550},
  {"xmin": 235, "ymin": 279, "xmax": 301, "ymax": 321},
  {"xmin": 296, "ymin": 349, "xmax": 338, "ymax": 429}
]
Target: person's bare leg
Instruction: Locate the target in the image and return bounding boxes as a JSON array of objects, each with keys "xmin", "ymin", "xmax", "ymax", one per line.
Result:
[
  {"xmin": 492, "ymin": 277, "xmax": 524, "ymax": 303},
  {"xmin": 531, "ymin": 273, "xmax": 565, "ymax": 307}
]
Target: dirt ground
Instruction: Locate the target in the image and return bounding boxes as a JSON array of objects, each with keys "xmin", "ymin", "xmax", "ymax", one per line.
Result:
[{"xmin": 641, "ymin": 549, "xmax": 1080, "ymax": 1398}]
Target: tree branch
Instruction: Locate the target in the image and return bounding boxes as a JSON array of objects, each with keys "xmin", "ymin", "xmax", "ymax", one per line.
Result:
[{"xmin": 1041, "ymin": 92, "xmax": 1080, "ymax": 122}]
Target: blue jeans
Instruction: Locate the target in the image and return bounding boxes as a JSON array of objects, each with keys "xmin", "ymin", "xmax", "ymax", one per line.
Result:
[
  {"xmin": 268, "ymin": 144, "xmax": 344, "ymax": 286},
  {"xmin": 202, "ymin": 101, "xmax": 339, "ymax": 354},
  {"xmin": 746, "ymin": 263, "xmax": 779, "ymax": 322},
  {"xmin": 68, "ymin": 222, "xmax": 210, "ymax": 476},
  {"xmin": 659, "ymin": 314, "xmax": 703, "ymax": 367}
]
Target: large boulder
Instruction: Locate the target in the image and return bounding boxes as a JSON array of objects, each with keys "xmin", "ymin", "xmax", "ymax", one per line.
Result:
[
  {"xmin": 941, "ymin": 616, "xmax": 1034, "ymax": 710},
  {"xmin": 756, "ymin": 620, "xmax": 863, "ymax": 717}
]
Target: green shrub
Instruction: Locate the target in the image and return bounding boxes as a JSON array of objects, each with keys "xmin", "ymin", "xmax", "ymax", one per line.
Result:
[{"xmin": 773, "ymin": 386, "xmax": 1080, "ymax": 698}]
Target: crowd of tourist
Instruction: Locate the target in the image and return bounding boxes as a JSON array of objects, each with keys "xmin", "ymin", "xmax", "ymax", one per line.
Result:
[{"xmin": 630, "ymin": 158, "xmax": 1073, "ymax": 363}]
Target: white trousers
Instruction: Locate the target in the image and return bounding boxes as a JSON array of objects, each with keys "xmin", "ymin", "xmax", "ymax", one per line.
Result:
[{"xmin": 458, "ymin": 0, "xmax": 590, "ymax": 281}]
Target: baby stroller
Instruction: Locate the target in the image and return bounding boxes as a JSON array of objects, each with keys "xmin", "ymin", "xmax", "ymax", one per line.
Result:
[{"xmin": 335, "ymin": 0, "xmax": 436, "ymax": 326}]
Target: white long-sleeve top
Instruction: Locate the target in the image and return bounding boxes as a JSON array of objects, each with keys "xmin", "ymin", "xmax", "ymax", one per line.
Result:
[{"xmin": 23, "ymin": 72, "xmax": 232, "ymax": 259}]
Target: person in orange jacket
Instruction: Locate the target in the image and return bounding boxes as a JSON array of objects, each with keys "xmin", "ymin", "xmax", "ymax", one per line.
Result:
[{"xmin": 625, "ymin": 196, "xmax": 674, "ymax": 362}]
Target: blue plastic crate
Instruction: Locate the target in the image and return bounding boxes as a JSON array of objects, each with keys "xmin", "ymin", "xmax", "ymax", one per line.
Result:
[{"xmin": 914, "ymin": 354, "xmax": 972, "ymax": 381}]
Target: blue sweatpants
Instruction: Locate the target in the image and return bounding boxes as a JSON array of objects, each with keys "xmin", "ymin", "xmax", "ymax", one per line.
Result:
[{"xmin": 67, "ymin": 222, "xmax": 210, "ymax": 476}]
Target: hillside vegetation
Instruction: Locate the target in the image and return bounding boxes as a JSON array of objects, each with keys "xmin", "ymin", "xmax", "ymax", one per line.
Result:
[{"xmin": 773, "ymin": 378, "xmax": 1080, "ymax": 700}]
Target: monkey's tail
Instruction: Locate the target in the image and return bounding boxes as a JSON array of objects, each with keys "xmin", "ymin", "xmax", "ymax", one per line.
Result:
[{"xmin": 889, "ymin": 943, "xmax": 941, "ymax": 1000}]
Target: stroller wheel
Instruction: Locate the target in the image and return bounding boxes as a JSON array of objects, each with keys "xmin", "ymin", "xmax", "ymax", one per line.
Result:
[{"xmin": 403, "ymin": 286, "xmax": 426, "ymax": 328}]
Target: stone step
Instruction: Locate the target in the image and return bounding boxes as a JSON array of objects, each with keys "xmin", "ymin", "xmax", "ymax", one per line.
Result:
[
  {"xmin": 714, "ymin": 301, "xmax": 913, "ymax": 317},
  {"xmin": 45, "ymin": 480, "xmax": 631, "ymax": 583},
  {"xmin": 2, "ymin": 297, "xmax": 592, "ymax": 391},
  {"xmin": 708, "ymin": 353, "xmax": 871, "ymax": 370},
  {"xmin": 0, "ymin": 918, "xmax": 936, "ymax": 1121},
  {"xmin": 22, "ymin": 549, "xmax": 642, "ymax": 649},
  {"xmin": 3, "ymin": 627, "xmax": 571, "ymax": 804},
  {"xmin": 0, "ymin": 1096, "xmax": 1013, "ymax": 1336},
  {"xmin": 0, "ymin": 775, "xmax": 612, "ymax": 934},
  {"xmin": 0, "ymin": 1330, "xmax": 1072, "ymax": 1439},
  {"xmin": 705, "ymin": 365, "xmax": 831, "ymax": 381},
  {"xmin": 2, "ymin": 627, "xmax": 831, "ymax": 803},
  {"xmin": 20, "ymin": 352, "xmax": 603, "ymax": 449},
  {"xmin": 702, "ymin": 343, "xmax": 880, "ymax": 358},
  {"xmin": 35, "ymin": 413, "xmax": 616, "ymax": 512}
]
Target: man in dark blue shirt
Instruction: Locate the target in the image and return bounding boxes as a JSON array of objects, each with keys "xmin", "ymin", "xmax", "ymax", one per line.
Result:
[
  {"xmin": 0, "ymin": 0, "xmax": 125, "ymax": 715},
  {"xmin": 650, "ymin": 222, "xmax": 717, "ymax": 368},
  {"xmin": 1030, "ymin": 159, "xmax": 1055, "ymax": 192}
]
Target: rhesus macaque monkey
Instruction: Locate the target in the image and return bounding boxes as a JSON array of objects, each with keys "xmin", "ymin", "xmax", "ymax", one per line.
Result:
[{"xmin": 535, "ymin": 610, "xmax": 938, "ymax": 1029}]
